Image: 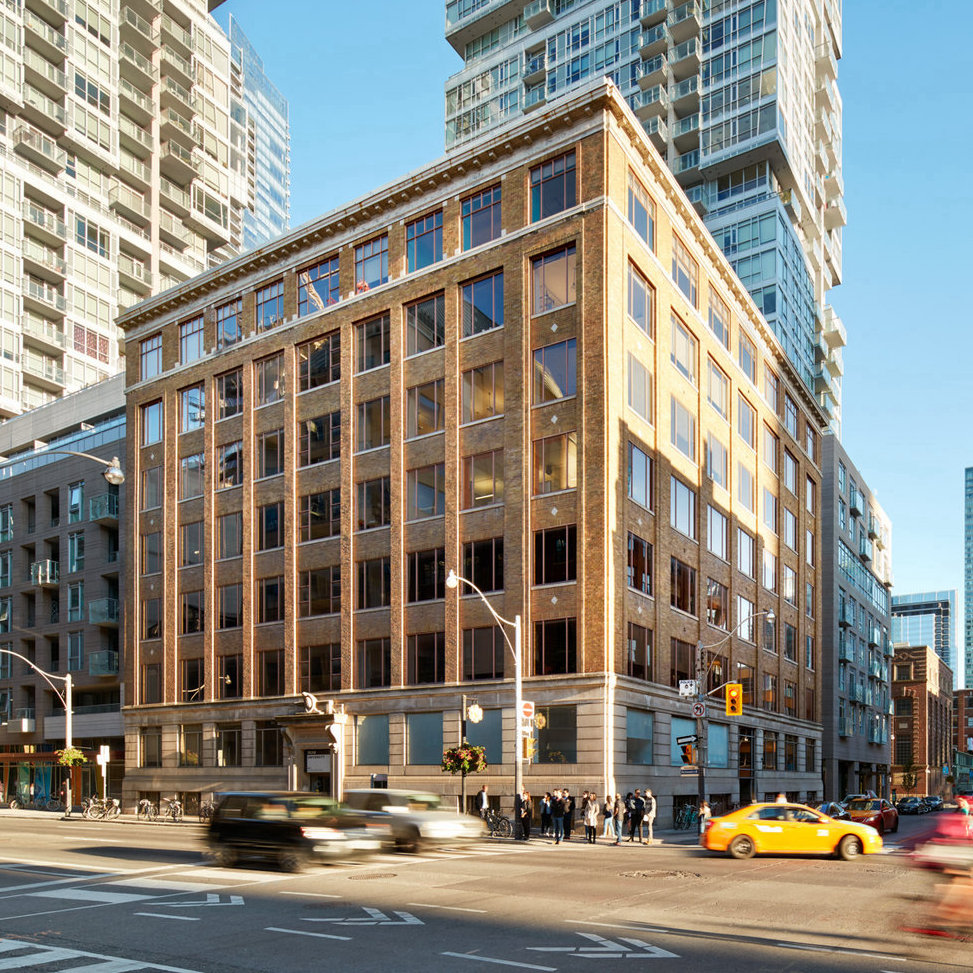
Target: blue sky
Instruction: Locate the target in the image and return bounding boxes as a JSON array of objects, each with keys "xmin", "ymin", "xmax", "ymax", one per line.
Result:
[{"xmin": 216, "ymin": 1, "xmax": 973, "ymax": 662}]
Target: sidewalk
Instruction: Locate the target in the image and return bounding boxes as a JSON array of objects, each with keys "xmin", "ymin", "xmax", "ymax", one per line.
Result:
[{"xmin": 0, "ymin": 807, "xmax": 202, "ymax": 826}]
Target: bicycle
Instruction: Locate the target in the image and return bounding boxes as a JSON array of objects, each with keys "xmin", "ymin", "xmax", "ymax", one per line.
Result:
[
  {"xmin": 161, "ymin": 796, "xmax": 183, "ymax": 823},
  {"xmin": 83, "ymin": 796, "xmax": 120, "ymax": 820},
  {"xmin": 198, "ymin": 800, "xmax": 216, "ymax": 823},
  {"xmin": 46, "ymin": 798, "xmax": 65, "ymax": 813},
  {"xmin": 485, "ymin": 807, "xmax": 512, "ymax": 838},
  {"xmin": 675, "ymin": 804, "xmax": 698, "ymax": 831},
  {"xmin": 137, "ymin": 799, "xmax": 159, "ymax": 822}
]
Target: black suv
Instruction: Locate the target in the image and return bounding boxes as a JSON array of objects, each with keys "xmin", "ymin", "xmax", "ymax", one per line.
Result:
[{"xmin": 208, "ymin": 792, "xmax": 389, "ymax": 871}]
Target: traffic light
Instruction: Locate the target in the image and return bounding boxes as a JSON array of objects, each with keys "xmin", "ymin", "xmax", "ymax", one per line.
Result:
[
  {"xmin": 725, "ymin": 682, "xmax": 744, "ymax": 716},
  {"xmin": 680, "ymin": 743, "xmax": 697, "ymax": 765},
  {"xmin": 522, "ymin": 736, "xmax": 537, "ymax": 761}
]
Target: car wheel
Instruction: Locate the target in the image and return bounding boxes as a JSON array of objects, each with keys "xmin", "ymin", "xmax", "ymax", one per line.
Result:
[
  {"xmin": 278, "ymin": 848, "xmax": 308, "ymax": 873},
  {"xmin": 728, "ymin": 835, "xmax": 756, "ymax": 860},
  {"xmin": 398, "ymin": 828, "xmax": 423, "ymax": 855},
  {"xmin": 837, "ymin": 835, "xmax": 862, "ymax": 861}
]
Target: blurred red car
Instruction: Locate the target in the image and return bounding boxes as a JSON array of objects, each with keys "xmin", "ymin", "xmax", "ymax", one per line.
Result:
[{"xmin": 845, "ymin": 797, "xmax": 898, "ymax": 834}]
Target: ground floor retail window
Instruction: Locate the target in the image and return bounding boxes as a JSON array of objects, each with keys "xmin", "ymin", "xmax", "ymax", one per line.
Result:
[
  {"xmin": 466, "ymin": 708, "xmax": 502, "ymax": 764},
  {"xmin": 670, "ymin": 717, "xmax": 696, "ymax": 766},
  {"xmin": 536, "ymin": 704, "xmax": 576, "ymax": 763},
  {"xmin": 626, "ymin": 709, "xmax": 653, "ymax": 764},
  {"xmin": 407, "ymin": 712, "xmax": 443, "ymax": 765},
  {"xmin": 216, "ymin": 724, "xmax": 241, "ymax": 767},
  {"xmin": 357, "ymin": 714, "xmax": 389, "ymax": 765},
  {"xmin": 256, "ymin": 722, "xmax": 284, "ymax": 766}
]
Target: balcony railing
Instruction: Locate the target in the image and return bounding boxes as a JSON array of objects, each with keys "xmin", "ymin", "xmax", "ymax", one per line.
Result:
[
  {"xmin": 88, "ymin": 649, "xmax": 119, "ymax": 676},
  {"xmin": 89, "ymin": 492, "xmax": 119, "ymax": 523},
  {"xmin": 88, "ymin": 598, "xmax": 120, "ymax": 627},
  {"xmin": 30, "ymin": 558, "xmax": 59, "ymax": 586}
]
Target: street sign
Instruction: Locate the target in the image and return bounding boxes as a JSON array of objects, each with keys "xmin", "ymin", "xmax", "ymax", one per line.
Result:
[
  {"xmin": 691, "ymin": 701, "xmax": 705, "ymax": 718},
  {"xmin": 680, "ymin": 766, "xmax": 699, "ymax": 776},
  {"xmin": 521, "ymin": 701, "xmax": 534, "ymax": 720},
  {"xmin": 675, "ymin": 734, "xmax": 698, "ymax": 745},
  {"xmin": 678, "ymin": 679, "xmax": 697, "ymax": 698}
]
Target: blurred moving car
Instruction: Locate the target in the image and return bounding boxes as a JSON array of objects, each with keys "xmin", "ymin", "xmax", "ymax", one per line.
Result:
[
  {"xmin": 701, "ymin": 802, "xmax": 883, "ymax": 860},
  {"xmin": 208, "ymin": 791, "xmax": 389, "ymax": 871},
  {"xmin": 817, "ymin": 801, "xmax": 850, "ymax": 821},
  {"xmin": 344, "ymin": 789, "xmax": 487, "ymax": 852},
  {"xmin": 838, "ymin": 790, "xmax": 877, "ymax": 810},
  {"xmin": 845, "ymin": 797, "xmax": 899, "ymax": 834},
  {"xmin": 922, "ymin": 795, "xmax": 944, "ymax": 812},
  {"xmin": 897, "ymin": 796, "xmax": 928, "ymax": 815}
]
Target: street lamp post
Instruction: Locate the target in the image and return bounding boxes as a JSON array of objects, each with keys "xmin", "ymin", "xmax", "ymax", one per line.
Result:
[
  {"xmin": 694, "ymin": 609, "xmax": 775, "ymax": 812},
  {"xmin": 445, "ymin": 570, "xmax": 523, "ymax": 807},
  {"xmin": 0, "ymin": 450, "xmax": 125, "ymax": 486}
]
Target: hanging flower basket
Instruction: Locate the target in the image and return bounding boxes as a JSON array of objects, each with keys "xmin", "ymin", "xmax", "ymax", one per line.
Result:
[
  {"xmin": 56, "ymin": 747, "xmax": 86, "ymax": 767},
  {"xmin": 441, "ymin": 745, "xmax": 487, "ymax": 775}
]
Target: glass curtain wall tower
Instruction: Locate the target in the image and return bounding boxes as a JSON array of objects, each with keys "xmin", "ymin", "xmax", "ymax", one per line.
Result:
[{"xmin": 444, "ymin": 0, "xmax": 846, "ymax": 430}]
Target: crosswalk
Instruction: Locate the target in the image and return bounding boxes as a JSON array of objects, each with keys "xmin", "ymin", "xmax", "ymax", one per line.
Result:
[{"xmin": 0, "ymin": 937, "xmax": 206, "ymax": 972}]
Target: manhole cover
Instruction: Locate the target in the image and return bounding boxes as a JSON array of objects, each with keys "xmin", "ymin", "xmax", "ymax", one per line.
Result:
[
  {"xmin": 348, "ymin": 872, "xmax": 396, "ymax": 880},
  {"xmin": 621, "ymin": 869, "xmax": 701, "ymax": 880}
]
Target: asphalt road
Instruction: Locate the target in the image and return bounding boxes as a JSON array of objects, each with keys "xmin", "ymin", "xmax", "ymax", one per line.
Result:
[{"xmin": 0, "ymin": 809, "xmax": 967, "ymax": 973}]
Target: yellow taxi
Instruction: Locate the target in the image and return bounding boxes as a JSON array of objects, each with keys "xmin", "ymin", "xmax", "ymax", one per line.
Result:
[{"xmin": 701, "ymin": 802, "xmax": 883, "ymax": 861}]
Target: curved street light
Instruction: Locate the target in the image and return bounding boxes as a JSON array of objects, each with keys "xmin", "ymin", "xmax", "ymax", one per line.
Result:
[
  {"xmin": 445, "ymin": 569, "xmax": 524, "ymax": 809},
  {"xmin": 694, "ymin": 609, "xmax": 776, "ymax": 814}
]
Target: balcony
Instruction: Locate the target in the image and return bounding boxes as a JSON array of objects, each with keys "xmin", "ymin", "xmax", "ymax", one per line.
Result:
[
  {"xmin": 158, "ymin": 208, "xmax": 191, "ymax": 249},
  {"xmin": 849, "ymin": 488, "xmax": 862, "ymax": 518},
  {"xmin": 160, "ymin": 75, "xmax": 194, "ymax": 115},
  {"xmin": 685, "ymin": 183, "xmax": 707, "ymax": 217},
  {"xmin": 838, "ymin": 603, "xmax": 853, "ymax": 627},
  {"xmin": 824, "ymin": 171, "xmax": 844, "ymax": 202},
  {"xmin": 22, "ymin": 349, "xmax": 64, "ymax": 389},
  {"xmin": 824, "ymin": 195, "xmax": 847, "ymax": 230},
  {"xmin": 13, "ymin": 125, "xmax": 66, "ymax": 173},
  {"xmin": 88, "ymin": 598, "xmax": 119, "ymax": 628},
  {"xmin": 22, "ymin": 48, "xmax": 67, "ymax": 100},
  {"xmin": 117, "ymin": 252, "xmax": 153, "ymax": 293},
  {"xmin": 119, "ymin": 6, "xmax": 157, "ymax": 53},
  {"xmin": 87, "ymin": 649, "xmax": 119, "ymax": 676},
  {"xmin": 668, "ymin": 0, "xmax": 701, "ymax": 44},
  {"xmin": 118, "ymin": 115, "xmax": 154, "ymax": 158},
  {"xmin": 838, "ymin": 637, "xmax": 854, "ymax": 662},
  {"xmin": 822, "ymin": 304, "xmax": 846, "ymax": 348},
  {"xmin": 522, "ymin": 51, "xmax": 546, "ymax": 85},
  {"xmin": 23, "ymin": 9, "xmax": 68, "ymax": 62},
  {"xmin": 523, "ymin": 82, "xmax": 546, "ymax": 112},
  {"xmin": 639, "ymin": 0, "xmax": 666, "ymax": 27},
  {"xmin": 816, "ymin": 43, "xmax": 838, "ymax": 82},
  {"xmin": 642, "ymin": 115, "xmax": 668, "ymax": 154},
  {"xmin": 868, "ymin": 658, "xmax": 882, "ymax": 679},
  {"xmin": 23, "ymin": 276, "xmax": 66, "ymax": 317},
  {"xmin": 444, "ymin": 0, "xmax": 525, "ymax": 52},
  {"xmin": 45, "ymin": 707, "xmax": 123, "ymax": 739},
  {"xmin": 186, "ymin": 196, "xmax": 231, "ymax": 245},
  {"xmin": 161, "ymin": 46, "xmax": 194, "ymax": 88},
  {"xmin": 670, "ymin": 74, "xmax": 700, "ymax": 113},
  {"xmin": 160, "ymin": 139, "xmax": 199, "ymax": 183},
  {"xmin": 868, "ymin": 516, "xmax": 880, "ymax": 540},
  {"xmin": 30, "ymin": 558, "xmax": 59, "ymax": 587},
  {"xmin": 161, "ymin": 13, "xmax": 193, "ymax": 56},
  {"xmin": 160, "ymin": 106, "xmax": 195, "ymax": 147},
  {"xmin": 858, "ymin": 540, "xmax": 872, "ymax": 564},
  {"xmin": 524, "ymin": 0, "xmax": 554, "ymax": 30},
  {"xmin": 632, "ymin": 85, "xmax": 669, "ymax": 121},
  {"xmin": 119, "ymin": 41, "xmax": 157, "ymax": 90},
  {"xmin": 89, "ymin": 492, "xmax": 118, "ymax": 524},
  {"xmin": 109, "ymin": 182, "xmax": 150, "ymax": 225},
  {"xmin": 8, "ymin": 710, "xmax": 36, "ymax": 734},
  {"xmin": 159, "ymin": 176, "xmax": 190, "ymax": 216},
  {"xmin": 118, "ymin": 77, "xmax": 153, "ymax": 124},
  {"xmin": 838, "ymin": 717, "xmax": 852, "ymax": 737},
  {"xmin": 816, "ymin": 77, "xmax": 836, "ymax": 114},
  {"xmin": 639, "ymin": 23, "xmax": 669, "ymax": 58},
  {"xmin": 21, "ymin": 314, "xmax": 66, "ymax": 355},
  {"xmin": 883, "ymin": 637, "xmax": 894, "ymax": 659},
  {"xmin": 672, "ymin": 147, "xmax": 700, "ymax": 183},
  {"xmin": 868, "ymin": 626, "xmax": 881, "ymax": 648},
  {"xmin": 669, "ymin": 37, "xmax": 701, "ymax": 80},
  {"xmin": 21, "ymin": 84, "xmax": 67, "ymax": 137},
  {"xmin": 670, "ymin": 112, "xmax": 700, "ymax": 152},
  {"xmin": 22, "ymin": 239, "xmax": 66, "ymax": 282},
  {"xmin": 635, "ymin": 54, "xmax": 668, "ymax": 90},
  {"xmin": 26, "ymin": 0, "xmax": 69, "ymax": 25}
]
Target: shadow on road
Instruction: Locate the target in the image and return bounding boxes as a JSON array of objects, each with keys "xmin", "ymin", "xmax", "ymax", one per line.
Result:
[{"xmin": 64, "ymin": 846, "xmax": 205, "ymax": 865}]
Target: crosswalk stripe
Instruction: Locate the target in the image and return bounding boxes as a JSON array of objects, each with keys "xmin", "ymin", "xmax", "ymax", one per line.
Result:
[{"xmin": 0, "ymin": 946, "xmax": 80, "ymax": 968}]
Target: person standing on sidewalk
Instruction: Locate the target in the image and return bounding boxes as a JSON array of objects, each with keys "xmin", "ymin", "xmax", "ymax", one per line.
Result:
[
  {"xmin": 584, "ymin": 793, "xmax": 599, "ymax": 843},
  {"xmin": 540, "ymin": 792, "xmax": 552, "ymax": 836},
  {"xmin": 519, "ymin": 790, "xmax": 533, "ymax": 840},
  {"xmin": 698, "ymin": 800, "xmax": 712, "ymax": 840},
  {"xmin": 611, "ymin": 794, "xmax": 625, "ymax": 845},
  {"xmin": 476, "ymin": 785, "xmax": 490, "ymax": 819},
  {"xmin": 628, "ymin": 789, "xmax": 645, "ymax": 842},
  {"xmin": 602, "ymin": 794, "xmax": 614, "ymax": 839},
  {"xmin": 551, "ymin": 789, "xmax": 565, "ymax": 844},
  {"xmin": 563, "ymin": 789, "xmax": 575, "ymax": 840},
  {"xmin": 643, "ymin": 789, "xmax": 657, "ymax": 844}
]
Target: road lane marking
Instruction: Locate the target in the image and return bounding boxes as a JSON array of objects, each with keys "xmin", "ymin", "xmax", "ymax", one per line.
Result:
[
  {"xmin": 111, "ymin": 879, "xmax": 220, "ymax": 892},
  {"xmin": 0, "ymin": 874, "xmax": 120, "ymax": 894},
  {"xmin": 0, "ymin": 946, "xmax": 82, "ymax": 968},
  {"xmin": 408, "ymin": 903, "xmax": 487, "ymax": 913},
  {"xmin": 265, "ymin": 926, "xmax": 351, "ymax": 942},
  {"xmin": 775, "ymin": 943, "xmax": 904, "ymax": 960},
  {"xmin": 570, "ymin": 920, "xmax": 671, "ymax": 934},
  {"xmin": 134, "ymin": 913, "xmax": 201, "ymax": 921},
  {"xmin": 441, "ymin": 953, "xmax": 556, "ymax": 971},
  {"xmin": 280, "ymin": 891, "xmax": 342, "ymax": 898},
  {"xmin": 28, "ymin": 889, "xmax": 152, "ymax": 904},
  {"xmin": 0, "ymin": 936, "xmax": 204, "ymax": 972}
]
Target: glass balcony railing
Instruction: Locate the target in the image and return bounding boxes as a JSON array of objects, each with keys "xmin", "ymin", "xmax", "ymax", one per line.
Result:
[{"xmin": 89, "ymin": 492, "xmax": 119, "ymax": 522}]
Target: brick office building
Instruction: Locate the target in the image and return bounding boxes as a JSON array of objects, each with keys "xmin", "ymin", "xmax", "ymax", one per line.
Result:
[
  {"xmin": 891, "ymin": 645, "xmax": 952, "ymax": 799},
  {"xmin": 117, "ymin": 81, "xmax": 826, "ymax": 822}
]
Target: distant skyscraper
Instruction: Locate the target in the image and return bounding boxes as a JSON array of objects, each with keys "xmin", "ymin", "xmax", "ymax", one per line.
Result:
[
  {"xmin": 229, "ymin": 15, "xmax": 290, "ymax": 251},
  {"xmin": 444, "ymin": 0, "xmax": 846, "ymax": 430},
  {"xmin": 892, "ymin": 590, "xmax": 957, "ymax": 678},
  {"xmin": 965, "ymin": 467, "xmax": 973, "ymax": 687}
]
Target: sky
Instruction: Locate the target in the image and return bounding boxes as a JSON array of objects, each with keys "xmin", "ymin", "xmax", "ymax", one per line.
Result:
[{"xmin": 214, "ymin": 1, "xmax": 973, "ymax": 670}]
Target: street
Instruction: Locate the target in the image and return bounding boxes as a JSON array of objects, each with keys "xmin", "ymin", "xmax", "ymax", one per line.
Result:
[{"xmin": 0, "ymin": 810, "xmax": 966, "ymax": 972}]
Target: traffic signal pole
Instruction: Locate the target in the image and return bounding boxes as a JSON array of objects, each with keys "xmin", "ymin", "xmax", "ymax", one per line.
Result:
[{"xmin": 694, "ymin": 642, "xmax": 707, "ymax": 813}]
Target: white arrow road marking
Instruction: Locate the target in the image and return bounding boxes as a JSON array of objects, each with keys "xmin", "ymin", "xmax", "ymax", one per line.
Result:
[
  {"xmin": 134, "ymin": 913, "xmax": 200, "ymax": 921},
  {"xmin": 440, "ymin": 954, "xmax": 556, "ymax": 971},
  {"xmin": 265, "ymin": 927, "xmax": 351, "ymax": 942},
  {"xmin": 167, "ymin": 894, "xmax": 244, "ymax": 908},
  {"xmin": 303, "ymin": 906, "xmax": 423, "ymax": 926},
  {"xmin": 528, "ymin": 932, "xmax": 679, "ymax": 958}
]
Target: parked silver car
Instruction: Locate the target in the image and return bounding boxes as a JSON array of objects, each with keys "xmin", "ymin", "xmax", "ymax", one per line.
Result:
[{"xmin": 343, "ymin": 789, "xmax": 486, "ymax": 853}]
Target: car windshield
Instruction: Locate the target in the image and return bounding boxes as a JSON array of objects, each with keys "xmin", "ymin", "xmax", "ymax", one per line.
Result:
[
  {"xmin": 289, "ymin": 797, "xmax": 341, "ymax": 820},
  {"xmin": 405, "ymin": 794, "xmax": 442, "ymax": 811},
  {"xmin": 848, "ymin": 799, "xmax": 880, "ymax": 811}
]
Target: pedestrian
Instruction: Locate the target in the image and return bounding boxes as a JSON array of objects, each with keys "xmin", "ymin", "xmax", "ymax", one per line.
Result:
[
  {"xmin": 476, "ymin": 784, "xmax": 490, "ymax": 819},
  {"xmin": 520, "ymin": 790, "xmax": 533, "ymax": 840},
  {"xmin": 628, "ymin": 789, "xmax": 645, "ymax": 843},
  {"xmin": 584, "ymin": 792, "xmax": 599, "ymax": 843},
  {"xmin": 563, "ymin": 788, "xmax": 575, "ymax": 840},
  {"xmin": 643, "ymin": 788, "xmax": 656, "ymax": 844},
  {"xmin": 698, "ymin": 799, "xmax": 712, "ymax": 837},
  {"xmin": 622, "ymin": 792, "xmax": 633, "ymax": 840},
  {"xmin": 551, "ymin": 788, "xmax": 565, "ymax": 844},
  {"xmin": 602, "ymin": 794, "xmax": 614, "ymax": 839},
  {"xmin": 540, "ymin": 792, "xmax": 552, "ymax": 836},
  {"xmin": 612, "ymin": 793, "xmax": 624, "ymax": 845}
]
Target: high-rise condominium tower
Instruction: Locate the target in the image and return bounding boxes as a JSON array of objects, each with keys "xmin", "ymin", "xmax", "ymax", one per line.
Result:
[
  {"xmin": 227, "ymin": 14, "xmax": 289, "ymax": 252},
  {"xmin": 0, "ymin": 0, "xmax": 279, "ymax": 420},
  {"xmin": 892, "ymin": 590, "xmax": 957, "ymax": 678},
  {"xmin": 444, "ymin": 0, "xmax": 846, "ymax": 429}
]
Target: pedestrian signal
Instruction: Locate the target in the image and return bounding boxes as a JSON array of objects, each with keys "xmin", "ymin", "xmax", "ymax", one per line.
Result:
[
  {"xmin": 680, "ymin": 743, "xmax": 697, "ymax": 765},
  {"xmin": 522, "ymin": 736, "xmax": 537, "ymax": 761},
  {"xmin": 725, "ymin": 682, "xmax": 744, "ymax": 716}
]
